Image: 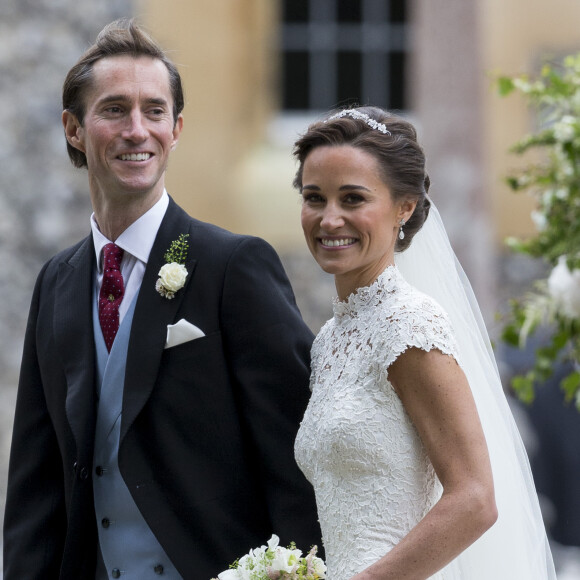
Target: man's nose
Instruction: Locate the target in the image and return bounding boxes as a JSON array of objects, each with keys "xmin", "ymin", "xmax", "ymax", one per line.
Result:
[{"xmin": 122, "ymin": 111, "xmax": 148, "ymax": 141}]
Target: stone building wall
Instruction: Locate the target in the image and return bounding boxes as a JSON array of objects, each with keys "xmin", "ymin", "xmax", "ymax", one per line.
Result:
[{"xmin": 0, "ymin": 0, "xmax": 135, "ymax": 544}]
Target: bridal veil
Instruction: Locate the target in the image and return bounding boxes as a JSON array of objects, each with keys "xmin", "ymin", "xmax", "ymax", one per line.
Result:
[{"xmin": 395, "ymin": 202, "xmax": 556, "ymax": 579}]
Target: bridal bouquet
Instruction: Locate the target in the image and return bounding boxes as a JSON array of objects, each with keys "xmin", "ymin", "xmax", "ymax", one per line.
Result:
[{"xmin": 211, "ymin": 534, "xmax": 326, "ymax": 580}]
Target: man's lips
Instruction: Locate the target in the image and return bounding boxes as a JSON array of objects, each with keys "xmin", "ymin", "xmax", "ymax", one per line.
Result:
[{"xmin": 118, "ymin": 153, "xmax": 152, "ymax": 161}]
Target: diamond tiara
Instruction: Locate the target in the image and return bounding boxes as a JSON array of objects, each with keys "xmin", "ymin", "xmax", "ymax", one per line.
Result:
[{"xmin": 326, "ymin": 109, "xmax": 391, "ymax": 135}]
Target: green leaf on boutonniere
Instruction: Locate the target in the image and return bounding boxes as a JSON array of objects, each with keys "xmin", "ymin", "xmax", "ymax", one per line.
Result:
[{"xmin": 164, "ymin": 233, "xmax": 189, "ymax": 265}]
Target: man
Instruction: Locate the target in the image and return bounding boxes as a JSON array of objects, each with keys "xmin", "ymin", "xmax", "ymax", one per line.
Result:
[{"xmin": 4, "ymin": 19, "xmax": 322, "ymax": 579}]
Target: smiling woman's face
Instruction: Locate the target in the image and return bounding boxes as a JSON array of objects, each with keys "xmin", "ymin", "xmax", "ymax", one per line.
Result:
[{"xmin": 300, "ymin": 144, "xmax": 412, "ymax": 298}]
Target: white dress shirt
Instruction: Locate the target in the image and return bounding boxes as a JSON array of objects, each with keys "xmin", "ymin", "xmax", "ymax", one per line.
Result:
[{"xmin": 92, "ymin": 191, "xmax": 169, "ymax": 323}]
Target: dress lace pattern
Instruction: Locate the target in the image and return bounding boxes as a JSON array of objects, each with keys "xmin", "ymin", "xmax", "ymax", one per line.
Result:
[{"xmin": 295, "ymin": 266, "xmax": 459, "ymax": 580}]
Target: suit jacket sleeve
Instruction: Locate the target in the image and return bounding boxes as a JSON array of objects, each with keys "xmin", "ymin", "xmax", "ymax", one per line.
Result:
[
  {"xmin": 220, "ymin": 236, "xmax": 322, "ymax": 551},
  {"xmin": 3, "ymin": 262, "xmax": 68, "ymax": 578}
]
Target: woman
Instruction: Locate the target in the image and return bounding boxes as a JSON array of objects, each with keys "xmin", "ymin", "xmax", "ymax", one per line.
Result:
[{"xmin": 293, "ymin": 107, "xmax": 556, "ymax": 579}]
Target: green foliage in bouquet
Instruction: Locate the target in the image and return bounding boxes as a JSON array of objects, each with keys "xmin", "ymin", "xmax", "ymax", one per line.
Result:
[{"xmin": 498, "ymin": 54, "xmax": 580, "ymax": 410}]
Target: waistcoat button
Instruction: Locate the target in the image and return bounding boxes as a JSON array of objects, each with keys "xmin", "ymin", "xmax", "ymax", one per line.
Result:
[
  {"xmin": 112, "ymin": 569, "xmax": 121, "ymax": 578},
  {"xmin": 154, "ymin": 564, "xmax": 164, "ymax": 574},
  {"xmin": 78, "ymin": 466, "xmax": 89, "ymax": 480},
  {"xmin": 101, "ymin": 517, "xmax": 110, "ymax": 528},
  {"xmin": 95, "ymin": 465, "xmax": 105, "ymax": 476}
]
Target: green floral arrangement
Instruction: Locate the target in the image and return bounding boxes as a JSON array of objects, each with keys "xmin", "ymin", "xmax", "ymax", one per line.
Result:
[{"xmin": 498, "ymin": 53, "xmax": 580, "ymax": 410}]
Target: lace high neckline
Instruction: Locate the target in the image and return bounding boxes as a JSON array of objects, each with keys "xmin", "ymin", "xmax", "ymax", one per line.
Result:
[{"xmin": 332, "ymin": 265, "xmax": 402, "ymax": 319}]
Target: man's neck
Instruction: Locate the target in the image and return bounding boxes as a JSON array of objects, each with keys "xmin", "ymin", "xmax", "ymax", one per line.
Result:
[{"xmin": 91, "ymin": 189, "xmax": 163, "ymax": 241}]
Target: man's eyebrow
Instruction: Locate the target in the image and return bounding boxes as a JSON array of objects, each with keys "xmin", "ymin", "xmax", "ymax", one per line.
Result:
[
  {"xmin": 96, "ymin": 95, "xmax": 169, "ymax": 107},
  {"xmin": 96, "ymin": 94, "xmax": 129, "ymax": 105}
]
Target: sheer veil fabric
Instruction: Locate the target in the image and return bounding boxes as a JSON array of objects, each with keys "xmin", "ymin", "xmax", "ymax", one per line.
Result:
[{"xmin": 395, "ymin": 202, "xmax": 556, "ymax": 578}]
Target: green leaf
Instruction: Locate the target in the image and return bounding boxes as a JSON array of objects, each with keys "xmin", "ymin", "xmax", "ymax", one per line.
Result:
[
  {"xmin": 512, "ymin": 373, "xmax": 536, "ymax": 404},
  {"xmin": 497, "ymin": 76, "xmax": 515, "ymax": 96},
  {"xmin": 501, "ymin": 324, "xmax": 521, "ymax": 347},
  {"xmin": 561, "ymin": 371, "xmax": 580, "ymax": 402}
]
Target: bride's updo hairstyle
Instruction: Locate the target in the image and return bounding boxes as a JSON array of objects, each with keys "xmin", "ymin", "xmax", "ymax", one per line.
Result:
[{"xmin": 293, "ymin": 106, "xmax": 431, "ymax": 252}]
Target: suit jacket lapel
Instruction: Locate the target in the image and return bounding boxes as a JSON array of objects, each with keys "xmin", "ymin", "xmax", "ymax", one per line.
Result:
[
  {"xmin": 121, "ymin": 199, "xmax": 197, "ymax": 443},
  {"xmin": 57, "ymin": 236, "xmax": 98, "ymax": 449}
]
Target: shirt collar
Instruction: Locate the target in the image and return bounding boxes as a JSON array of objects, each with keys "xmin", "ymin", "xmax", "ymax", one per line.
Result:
[{"xmin": 91, "ymin": 190, "xmax": 169, "ymax": 271}]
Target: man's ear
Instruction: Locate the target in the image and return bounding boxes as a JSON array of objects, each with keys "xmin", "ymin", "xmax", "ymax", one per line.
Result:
[
  {"xmin": 62, "ymin": 110, "xmax": 86, "ymax": 153},
  {"xmin": 170, "ymin": 114, "xmax": 184, "ymax": 151}
]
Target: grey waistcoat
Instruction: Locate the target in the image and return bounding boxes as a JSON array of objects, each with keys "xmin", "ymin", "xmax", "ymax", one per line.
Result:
[{"xmin": 92, "ymin": 292, "xmax": 182, "ymax": 579}]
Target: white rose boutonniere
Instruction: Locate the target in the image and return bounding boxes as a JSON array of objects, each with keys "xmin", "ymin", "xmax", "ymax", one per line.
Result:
[{"xmin": 156, "ymin": 233, "xmax": 189, "ymax": 299}]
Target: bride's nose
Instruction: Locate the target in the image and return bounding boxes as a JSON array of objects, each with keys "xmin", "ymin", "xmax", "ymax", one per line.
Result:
[{"xmin": 320, "ymin": 203, "xmax": 345, "ymax": 230}]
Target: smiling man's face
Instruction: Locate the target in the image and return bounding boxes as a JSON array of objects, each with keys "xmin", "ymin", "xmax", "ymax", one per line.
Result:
[{"xmin": 64, "ymin": 54, "xmax": 183, "ymax": 206}]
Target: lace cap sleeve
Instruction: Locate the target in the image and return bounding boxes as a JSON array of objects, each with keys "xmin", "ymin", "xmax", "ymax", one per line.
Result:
[{"xmin": 379, "ymin": 292, "xmax": 459, "ymax": 369}]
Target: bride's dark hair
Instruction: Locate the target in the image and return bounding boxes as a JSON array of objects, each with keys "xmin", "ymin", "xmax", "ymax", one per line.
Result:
[{"xmin": 292, "ymin": 106, "xmax": 430, "ymax": 252}]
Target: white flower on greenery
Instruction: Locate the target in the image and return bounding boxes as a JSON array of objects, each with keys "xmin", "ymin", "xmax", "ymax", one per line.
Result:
[
  {"xmin": 531, "ymin": 210, "xmax": 547, "ymax": 231},
  {"xmin": 270, "ymin": 544, "xmax": 302, "ymax": 574},
  {"xmin": 553, "ymin": 115, "xmax": 577, "ymax": 142},
  {"xmin": 310, "ymin": 553, "xmax": 327, "ymax": 577},
  {"xmin": 500, "ymin": 53, "xmax": 580, "ymax": 409},
  {"xmin": 267, "ymin": 535, "xmax": 279, "ymax": 551},
  {"xmin": 512, "ymin": 77, "xmax": 532, "ymax": 93},
  {"xmin": 517, "ymin": 174, "xmax": 531, "ymax": 188},
  {"xmin": 556, "ymin": 164, "xmax": 574, "ymax": 181},
  {"xmin": 548, "ymin": 255, "xmax": 580, "ymax": 319},
  {"xmin": 156, "ymin": 263, "xmax": 188, "ymax": 298}
]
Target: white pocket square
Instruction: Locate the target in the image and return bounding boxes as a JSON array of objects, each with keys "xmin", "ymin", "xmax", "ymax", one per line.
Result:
[{"xmin": 165, "ymin": 319, "xmax": 205, "ymax": 349}]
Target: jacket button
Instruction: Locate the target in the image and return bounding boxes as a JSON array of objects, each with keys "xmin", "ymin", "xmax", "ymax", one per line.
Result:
[
  {"xmin": 95, "ymin": 465, "xmax": 105, "ymax": 476},
  {"xmin": 154, "ymin": 564, "xmax": 164, "ymax": 574},
  {"xmin": 101, "ymin": 518, "xmax": 110, "ymax": 528},
  {"xmin": 78, "ymin": 466, "xmax": 89, "ymax": 480},
  {"xmin": 112, "ymin": 569, "xmax": 121, "ymax": 578}
]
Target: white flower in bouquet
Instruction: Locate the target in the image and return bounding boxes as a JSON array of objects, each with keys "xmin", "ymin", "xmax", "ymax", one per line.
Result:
[
  {"xmin": 212, "ymin": 534, "xmax": 325, "ymax": 580},
  {"xmin": 547, "ymin": 255, "xmax": 580, "ymax": 319}
]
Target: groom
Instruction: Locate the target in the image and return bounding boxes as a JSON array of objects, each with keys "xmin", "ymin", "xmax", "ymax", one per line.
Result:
[{"xmin": 3, "ymin": 19, "xmax": 322, "ymax": 579}]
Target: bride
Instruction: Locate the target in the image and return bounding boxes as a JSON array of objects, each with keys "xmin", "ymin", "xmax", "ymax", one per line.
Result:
[{"xmin": 293, "ymin": 107, "xmax": 556, "ymax": 579}]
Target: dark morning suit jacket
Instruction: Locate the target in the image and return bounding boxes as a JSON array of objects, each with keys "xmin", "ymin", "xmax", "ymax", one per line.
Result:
[{"xmin": 3, "ymin": 198, "xmax": 322, "ymax": 579}]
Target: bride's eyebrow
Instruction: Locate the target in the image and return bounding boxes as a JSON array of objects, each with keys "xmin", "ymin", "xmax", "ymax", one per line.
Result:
[
  {"xmin": 301, "ymin": 184, "xmax": 372, "ymax": 192},
  {"xmin": 339, "ymin": 184, "xmax": 371, "ymax": 192}
]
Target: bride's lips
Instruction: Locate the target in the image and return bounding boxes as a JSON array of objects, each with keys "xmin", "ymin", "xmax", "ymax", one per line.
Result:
[{"xmin": 318, "ymin": 237, "xmax": 358, "ymax": 248}]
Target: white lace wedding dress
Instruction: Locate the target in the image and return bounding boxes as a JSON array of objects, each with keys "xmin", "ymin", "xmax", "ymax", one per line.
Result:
[{"xmin": 295, "ymin": 265, "xmax": 457, "ymax": 580}]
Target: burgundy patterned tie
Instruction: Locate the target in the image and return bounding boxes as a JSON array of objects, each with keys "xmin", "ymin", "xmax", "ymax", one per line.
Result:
[{"xmin": 99, "ymin": 243, "xmax": 125, "ymax": 352}]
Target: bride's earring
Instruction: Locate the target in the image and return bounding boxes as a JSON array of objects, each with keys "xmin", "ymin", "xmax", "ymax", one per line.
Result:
[{"xmin": 398, "ymin": 219, "xmax": 406, "ymax": 240}]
